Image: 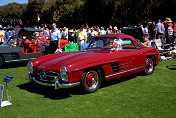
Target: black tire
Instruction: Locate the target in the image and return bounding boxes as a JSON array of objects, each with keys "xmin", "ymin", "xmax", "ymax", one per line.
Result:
[
  {"xmin": 0, "ymin": 56, "xmax": 4, "ymax": 68},
  {"xmin": 144, "ymin": 57, "xmax": 155, "ymax": 75},
  {"xmin": 80, "ymin": 70, "xmax": 101, "ymax": 93}
]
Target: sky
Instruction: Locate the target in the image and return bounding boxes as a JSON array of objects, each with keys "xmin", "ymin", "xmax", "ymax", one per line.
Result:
[{"xmin": 0, "ymin": 0, "xmax": 28, "ymax": 6}]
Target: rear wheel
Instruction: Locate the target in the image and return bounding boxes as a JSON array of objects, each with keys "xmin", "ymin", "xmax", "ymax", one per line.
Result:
[
  {"xmin": 81, "ymin": 70, "xmax": 101, "ymax": 93},
  {"xmin": 144, "ymin": 57, "xmax": 154, "ymax": 75}
]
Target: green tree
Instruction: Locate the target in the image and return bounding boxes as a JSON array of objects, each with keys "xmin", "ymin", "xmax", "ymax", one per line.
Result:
[
  {"xmin": 22, "ymin": 0, "xmax": 44, "ymax": 27},
  {"xmin": 0, "ymin": 0, "xmax": 175, "ymax": 28},
  {"xmin": 0, "ymin": 3, "xmax": 27, "ymax": 26}
]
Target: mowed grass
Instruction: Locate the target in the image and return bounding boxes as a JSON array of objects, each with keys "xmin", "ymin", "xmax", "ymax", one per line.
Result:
[{"xmin": 0, "ymin": 59, "xmax": 176, "ymax": 118}]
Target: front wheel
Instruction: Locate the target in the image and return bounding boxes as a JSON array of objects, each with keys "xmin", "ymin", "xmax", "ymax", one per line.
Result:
[
  {"xmin": 144, "ymin": 57, "xmax": 155, "ymax": 75},
  {"xmin": 80, "ymin": 70, "xmax": 101, "ymax": 93}
]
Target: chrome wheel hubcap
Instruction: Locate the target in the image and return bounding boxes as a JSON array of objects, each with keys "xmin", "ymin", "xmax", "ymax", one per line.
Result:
[
  {"xmin": 145, "ymin": 58, "xmax": 154, "ymax": 73},
  {"xmin": 85, "ymin": 71, "xmax": 99, "ymax": 90}
]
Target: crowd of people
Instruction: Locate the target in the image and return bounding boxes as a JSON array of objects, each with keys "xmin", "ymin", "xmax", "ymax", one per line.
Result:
[
  {"xmin": 0, "ymin": 26, "xmax": 15, "ymax": 45},
  {"xmin": 0, "ymin": 17, "xmax": 176, "ymax": 52},
  {"xmin": 140, "ymin": 17, "xmax": 176, "ymax": 47},
  {"xmin": 42, "ymin": 24, "xmax": 120, "ymax": 52}
]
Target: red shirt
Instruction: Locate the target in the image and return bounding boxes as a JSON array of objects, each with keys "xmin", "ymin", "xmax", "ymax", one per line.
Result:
[
  {"xmin": 165, "ymin": 23, "xmax": 174, "ymax": 31},
  {"xmin": 174, "ymin": 24, "xmax": 176, "ymax": 33}
]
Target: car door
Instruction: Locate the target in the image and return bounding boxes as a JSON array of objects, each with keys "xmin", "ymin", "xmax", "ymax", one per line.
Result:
[
  {"xmin": 104, "ymin": 38, "xmax": 145, "ymax": 80},
  {"xmin": 0, "ymin": 37, "xmax": 27, "ymax": 63},
  {"xmin": 21, "ymin": 37, "xmax": 45, "ymax": 59},
  {"xmin": 120, "ymin": 38, "xmax": 145, "ymax": 68}
]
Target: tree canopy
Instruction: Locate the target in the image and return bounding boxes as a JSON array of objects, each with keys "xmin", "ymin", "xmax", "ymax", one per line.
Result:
[{"xmin": 0, "ymin": 0, "xmax": 175, "ymax": 28}]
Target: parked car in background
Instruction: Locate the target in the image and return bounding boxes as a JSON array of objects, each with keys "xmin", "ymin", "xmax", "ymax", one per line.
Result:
[
  {"xmin": 27, "ymin": 34, "xmax": 160, "ymax": 93},
  {"xmin": 39, "ymin": 35, "xmax": 50, "ymax": 44},
  {"xmin": 39, "ymin": 34, "xmax": 69, "ymax": 50},
  {"xmin": 0, "ymin": 28, "xmax": 49, "ymax": 68}
]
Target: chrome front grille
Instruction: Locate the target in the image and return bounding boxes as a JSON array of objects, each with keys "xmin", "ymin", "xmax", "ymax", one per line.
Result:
[{"xmin": 35, "ymin": 69, "xmax": 60, "ymax": 83}]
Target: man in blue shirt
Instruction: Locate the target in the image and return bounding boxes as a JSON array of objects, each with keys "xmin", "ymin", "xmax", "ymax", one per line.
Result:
[
  {"xmin": 155, "ymin": 19, "xmax": 165, "ymax": 44},
  {"xmin": 50, "ymin": 23, "xmax": 61, "ymax": 54}
]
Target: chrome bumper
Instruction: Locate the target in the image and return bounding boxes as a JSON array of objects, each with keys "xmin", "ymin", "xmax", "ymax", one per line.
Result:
[{"xmin": 26, "ymin": 73, "xmax": 80, "ymax": 89}]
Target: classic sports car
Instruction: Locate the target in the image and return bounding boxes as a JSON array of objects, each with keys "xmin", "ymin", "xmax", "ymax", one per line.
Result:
[
  {"xmin": 0, "ymin": 28, "xmax": 49, "ymax": 67},
  {"xmin": 27, "ymin": 34, "xmax": 160, "ymax": 93}
]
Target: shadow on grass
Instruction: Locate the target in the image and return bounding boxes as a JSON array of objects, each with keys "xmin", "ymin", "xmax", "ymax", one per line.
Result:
[
  {"xmin": 1, "ymin": 62, "xmax": 27, "ymax": 69},
  {"xmin": 17, "ymin": 81, "xmax": 84, "ymax": 100},
  {"xmin": 17, "ymin": 73, "xmax": 144, "ymax": 100},
  {"xmin": 166, "ymin": 65, "xmax": 176, "ymax": 70}
]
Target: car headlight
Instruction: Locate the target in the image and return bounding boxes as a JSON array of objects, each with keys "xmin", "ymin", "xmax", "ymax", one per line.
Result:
[
  {"xmin": 27, "ymin": 61, "xmax": 34, "ymax": 74},
  {"xmin": 60, "ymin": 66, "xmax": 68, "ymax": 82}
]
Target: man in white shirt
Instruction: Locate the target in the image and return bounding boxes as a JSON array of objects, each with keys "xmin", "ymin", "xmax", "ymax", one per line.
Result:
[
  {"xmin": 100, "ymin": 27, "xmax": 106, "ymax": 35},
  {"xmin": 50, "ymin": 23, "xmax": 61, "ymax": 54},
  {"xmin": 143, "ymin": 25, "xmax": 149, "ymax": 36},
  {"xmin": 62, "ymin": 27, "xmax": 68, "ymax": 40}
]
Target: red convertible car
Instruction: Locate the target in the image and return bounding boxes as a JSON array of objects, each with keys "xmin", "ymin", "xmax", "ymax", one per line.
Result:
[{"xmin": 27, "ymin": 34, "xmax": 160, "ymax": 93}]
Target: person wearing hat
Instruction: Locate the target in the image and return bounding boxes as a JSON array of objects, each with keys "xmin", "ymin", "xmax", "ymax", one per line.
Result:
[
  {"xmin": 50, "ymin": 23, "xmax": 61, "ymax": 54},
  {"xmin": 139, "ymin": 36, "xmax": 151, "ymax": 47},
  {"xmin": 165, "ymin": 18, "xmax": 173, "ymax": 28}
]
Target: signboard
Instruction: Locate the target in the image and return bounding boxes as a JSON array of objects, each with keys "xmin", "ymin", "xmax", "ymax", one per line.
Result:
[
  {"xmin": 0, "ymin": 84, "xmax": 3, "ymax": 107},
  {"xmin": 2, "ymin": 75, "xmax": 14, "ymax": 83},
  {"xmin": 1, "ymin": 75, "xmax": 14, "ymax": 107}
]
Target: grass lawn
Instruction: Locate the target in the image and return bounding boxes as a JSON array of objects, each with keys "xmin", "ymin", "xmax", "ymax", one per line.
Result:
[{"xmin": 0, "ymin": 59, "xmax": 176, "ymax": 118}]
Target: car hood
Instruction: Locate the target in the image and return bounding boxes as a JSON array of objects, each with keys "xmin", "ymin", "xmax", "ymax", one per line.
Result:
[{"xmin": 37, "ymin": 49, "xmax": 119, "ymax": 71}]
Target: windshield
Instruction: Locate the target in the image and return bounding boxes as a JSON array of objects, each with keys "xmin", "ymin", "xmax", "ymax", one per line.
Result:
[
  {"xmin": 87, "ymin": 37, "xmax": 136, "ymax": 50},
  {"xmin": 87, "ymin": 37, "xmax": 122, "ymax": 49}
]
